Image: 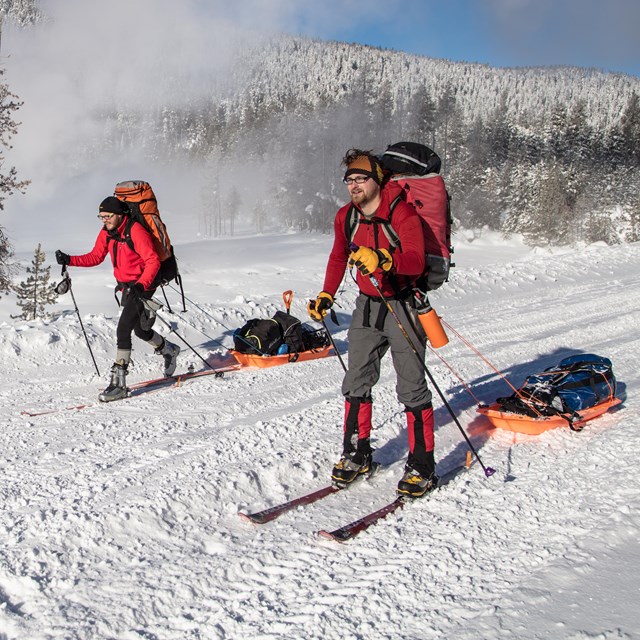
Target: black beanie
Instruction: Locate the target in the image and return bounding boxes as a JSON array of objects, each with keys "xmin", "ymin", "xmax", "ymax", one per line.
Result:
[{"xmin": 99, "ymin": 196, "xmax": 128, "ymax": 215}]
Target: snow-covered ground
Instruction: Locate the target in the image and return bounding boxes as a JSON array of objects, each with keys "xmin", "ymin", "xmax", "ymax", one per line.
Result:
[{"xmin": 0, "ymin": 230, "xmax": 638, "ymax": 639}]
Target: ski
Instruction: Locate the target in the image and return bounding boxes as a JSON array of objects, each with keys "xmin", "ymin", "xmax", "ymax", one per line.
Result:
[
  {"xmin": 239, "ymin": 463, "xmax": 381, "ymax": 525},
  {"xmin": 239, "ymin": 485, "xmax": 341, "ymax": 524},
  {"xmin": 20, "ymin": 402, "xmax": 94, "ymax": 417},
  {"xmin": 20, "ymin": 363, "xmax": 242, "ymax": 417},
  {"xmin": 318, "ymin": 463, "xmax": 469, "ymax": 543},
  {"xmin": 129, "ymin": 363, "xmax": 242, "ymax": 392}
]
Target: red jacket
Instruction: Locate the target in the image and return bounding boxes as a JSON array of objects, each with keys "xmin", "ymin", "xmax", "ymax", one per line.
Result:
[
  {"xmin": 69, "ymin": 218, "xmax": 160, "ymax": 290},
  {"xmin": 322, "ymin": 181, "xmax": 425, "ymax": 298}
]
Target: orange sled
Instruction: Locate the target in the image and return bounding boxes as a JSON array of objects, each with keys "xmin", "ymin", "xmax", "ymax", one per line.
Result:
[
  {"xmin": 231, "ymin": 346, "xmax": 334, "ymax": 369},
  {"xmin": 477, "ymin": 397, "xmax": 621, "ymax": 435}
]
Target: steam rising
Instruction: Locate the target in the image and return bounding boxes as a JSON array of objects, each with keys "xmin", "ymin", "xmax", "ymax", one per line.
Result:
[{"xmin": 2, "ymin": 0, "xmax": 638, "ymax": 252}]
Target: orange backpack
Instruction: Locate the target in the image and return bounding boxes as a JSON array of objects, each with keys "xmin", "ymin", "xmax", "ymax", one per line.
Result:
[
  {"xmin": 114, "ymin": 180, "xmax": 173, "ymax": 263},
  {"xmin": 109, "ymin": 180, "xmax": 184, "ymax": 309}
]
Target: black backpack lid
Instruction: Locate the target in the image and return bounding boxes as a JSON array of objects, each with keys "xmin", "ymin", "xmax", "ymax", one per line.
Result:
[{"xmin": 382, "ymin": 141, "xmax": 441, "ymax": 175}]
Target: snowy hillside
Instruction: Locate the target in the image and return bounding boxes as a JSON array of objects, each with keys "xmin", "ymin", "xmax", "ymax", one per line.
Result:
[
  {"xmin": 0, "ymin": 232, "xmax": 637, "ymax": 639},
  {"xmin": 231, "ymin": 36, "xmax": 639, "ymax": 129}
]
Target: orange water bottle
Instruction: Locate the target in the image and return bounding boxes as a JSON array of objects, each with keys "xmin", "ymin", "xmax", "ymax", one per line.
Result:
[{"xmin": 418, "ymin": 302, "xmax": 448, "ymax": 348}]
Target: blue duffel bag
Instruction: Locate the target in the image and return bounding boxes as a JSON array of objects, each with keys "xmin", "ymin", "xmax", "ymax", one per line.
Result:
[{"xmin": 497, "ymin": 354, "xmax": 616, "ymax": 418}]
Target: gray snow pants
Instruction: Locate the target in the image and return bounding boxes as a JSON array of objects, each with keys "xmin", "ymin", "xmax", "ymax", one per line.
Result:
[{"xmin": 341, "ymin": 293, "xmax": 432, "ymax": 408}]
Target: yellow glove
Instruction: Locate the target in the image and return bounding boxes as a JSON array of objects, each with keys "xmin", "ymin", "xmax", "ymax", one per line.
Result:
[
  {"xmin": 307, "ymin": 291, "xmax": 334, "ymax": 322},
  {"xmin": 348, "ymin": 247, "xmax": 393, "ymax": 276}
]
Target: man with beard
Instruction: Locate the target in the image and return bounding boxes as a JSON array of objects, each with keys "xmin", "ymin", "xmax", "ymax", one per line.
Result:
[{"xmin": 308, "ymin": 149, "xmax": 437, "ymax": 498}]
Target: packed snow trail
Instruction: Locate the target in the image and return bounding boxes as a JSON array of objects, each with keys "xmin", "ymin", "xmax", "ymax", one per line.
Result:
[{"xmin": 0, "ymin": 236, "xmax": 638, "ymax": 639}]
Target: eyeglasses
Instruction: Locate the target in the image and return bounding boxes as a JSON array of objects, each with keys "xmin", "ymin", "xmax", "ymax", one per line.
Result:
[
  {"xmin": 343, "ymin": 176, "xmax": 371, "ymax": 185},
  {"xmin": 97, "ymin": 213, "xmax": 115, "ymax": 221}
]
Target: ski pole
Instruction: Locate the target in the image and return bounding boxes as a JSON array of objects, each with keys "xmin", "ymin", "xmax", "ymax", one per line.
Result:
[
  {"xmin": 128, "ymin": 286, "xmax": 216, "ymax": 372},
  {"xmin": 152, "ymin": 308, "xmax": 218, "ymax": 372},
  {"xmin": 321, "ymin": 315, "xmax": 347, "ymax": 372},
  {"xmin": 147, "ymin": 295, "xmax": 232, "ymax": 353},
  {"xmin": 350, "ymin": 245, "xmax": 495, "ymax": 477},
  {"xmin": 55, "ymin": 267, "xmax": 101, "ymax": 377},
  {"xmin": 165, "ymin": 283, "xmax": 270, "ymax": 356}
]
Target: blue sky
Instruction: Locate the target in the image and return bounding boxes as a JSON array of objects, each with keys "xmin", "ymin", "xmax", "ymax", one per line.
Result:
[{"xmin": 210, "ymin": 0, "xmax": 640, "ymax": 78}]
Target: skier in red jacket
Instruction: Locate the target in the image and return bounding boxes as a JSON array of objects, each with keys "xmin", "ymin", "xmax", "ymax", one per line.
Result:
[
  {"xmin": 308, "ymin": 150, "xmax": 436, "ymax": 498},
  {"xmin": 56, "ymin": 196, "xmax": 179, "ymax": 402}
]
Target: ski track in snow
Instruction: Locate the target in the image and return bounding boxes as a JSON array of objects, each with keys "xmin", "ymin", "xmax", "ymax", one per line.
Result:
[{"xmin": 0, "ymin": 237, "xmax": 638, "ymax": 639}]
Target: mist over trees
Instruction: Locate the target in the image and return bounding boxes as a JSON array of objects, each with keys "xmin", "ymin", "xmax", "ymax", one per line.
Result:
[
  {"xmin": 5, "ymin": 28, "xmax": 640, "ymax": 252},
  {"xmin": 92, "ymin": 37, "xmax": 639, "ymax": 246}
]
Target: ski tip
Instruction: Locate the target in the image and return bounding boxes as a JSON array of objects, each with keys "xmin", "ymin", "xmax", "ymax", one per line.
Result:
[
  {"xmin": 317, "ymin": 529, "xmax": 349, "ymax": 543},
  {"xmin": 237, "ymin": 511, "xmax": 263, "ymax": 525}
]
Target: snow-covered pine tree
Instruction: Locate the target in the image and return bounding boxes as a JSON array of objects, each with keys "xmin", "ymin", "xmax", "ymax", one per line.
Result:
[
  {"xmin": 13, "ymin": 243, "xmax": 58, "ymax": 320},
  {"xmin": 0, "ymin": 68, "xmax": 30, "ymax": 295},
  {"xmin": 0, "ymin": 0, "xmax": 43, "ymax": 53}
]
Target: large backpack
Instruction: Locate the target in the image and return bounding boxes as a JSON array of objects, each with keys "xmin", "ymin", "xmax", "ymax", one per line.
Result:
[
  {"xmin": 233, "ymin": 311, "xmax": 330, "ymax": 356},
  {"xmin": 114, "ymin": 180, "xmax": 179, "ymax": 285},
  {"xmin": 496, "ymin": 354, "xmax": 617, "ymax": 421},
  {"xmin": 345, "ymin": 141, "xmax": 453, "ymax": 292},
  {"xmin": 233, "ymin": 318, "xmax": 283, "ymax": 355}
]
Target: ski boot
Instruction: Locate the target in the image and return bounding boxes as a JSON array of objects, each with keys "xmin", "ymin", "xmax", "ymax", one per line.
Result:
[
  {"xmin": 396, "ymin": 466, "xmax": 439, "ymax": 499},
  {"xmin": 331, "ymin": 451, "xmax": 373, "ymax": 488},
  {"xmin": 99, "ymin": 360, "xmax": 129, "ymax": 403},
  {"xmin": 155, "ymin": 338, "xmax": 180, "ymax": 377}
]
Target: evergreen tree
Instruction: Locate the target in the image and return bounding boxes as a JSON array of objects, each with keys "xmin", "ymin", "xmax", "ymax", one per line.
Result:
[
  {"xmin": 626, "ymin": 200, "xmax": 640, "ymax": 243},
  {"xmin": 13, "ymin": 243, "xmax": 58, "ymax": 320},
  {"xmin": 225, "ymin": 186, "xmax": 241, "ymax": 236},
  {"xmin": 620, "ymin": 91, "xmax": 640, "ymax": 166},
  {"xmin": 371, "ymin": 79, "xmax": 395, "ymax": 147},
  {"xmin": 0, "ymin": 223, "xmax": 15, "ymax": 294},
  {"xmin": 0, "ymin": 0, "xmax": 43, "ymax": 53},
  {"xmin": 0, "ymin": 69, "xmax": 30, "ymax": 296},
  {"xmin": 433, "ymin": 84, "xmax": 459, "ymax": 175},
  {"xmin": 546, "ymin": 103, "xmax": 569, "ymax": 162},
  {"xmin": 406, "ymin": 85, "xmax": 437, "ymax": 147},
  {"xmin": 486, "ymin": 91, "xmax": 514, "ymax": 166},
  {"xmin": 565, "ymin": 100, "xmax": 593, "ymax": 166},
  {"xmin": 521, "ymin": 162, "xmax": 576, "ymax": 245}
]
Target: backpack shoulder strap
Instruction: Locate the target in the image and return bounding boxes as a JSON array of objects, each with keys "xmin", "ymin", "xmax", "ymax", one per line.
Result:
[
  {"xmin": 105, "ymin": 217, "xmax": 137, "ymax": 253},
  {"xmin": 344, "ymin": 199, "xmax": 402, "ymax": 250},
  {"xmin": 344, "ymin": 205, "xmax": 359, "ymax": 243},
  {"xmin": 380, "ymin": 195, "xmax": 403, "ymax": 249},
  {"xmin": 120, "ymin": 217, "xmax": 137, "ymax": 252}
]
